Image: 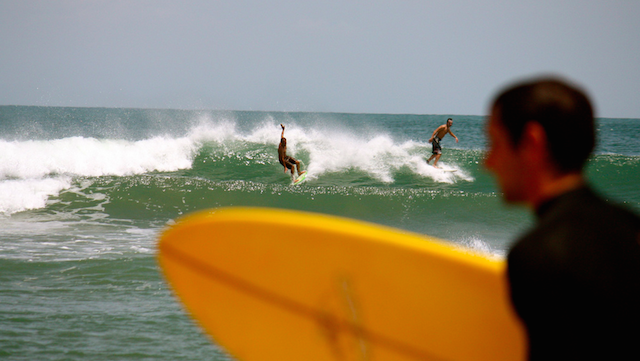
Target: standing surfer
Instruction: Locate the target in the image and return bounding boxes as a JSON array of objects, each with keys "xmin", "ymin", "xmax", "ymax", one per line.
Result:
[
  {"xmin": 426, "ymin": 118, "xmax": 459, "ymax": 168},
  {"xmin": 278, "ymin": 124, "xmax": 305, "ymax": 180}
]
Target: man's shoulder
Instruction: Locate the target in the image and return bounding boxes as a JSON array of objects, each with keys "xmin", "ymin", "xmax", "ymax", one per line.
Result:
[
  {"xmin": 512, "ymin": 187, "xmax": 640, "ymax": 261},
  {"xmin": 563, "ymin": 187, "xmax": 640, "ymax": 223}
]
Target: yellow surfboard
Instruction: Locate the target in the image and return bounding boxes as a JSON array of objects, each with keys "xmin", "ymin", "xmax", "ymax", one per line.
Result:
[{"xmin": 158, "ymin": 207, "xmax": 526, "ymax": 361}]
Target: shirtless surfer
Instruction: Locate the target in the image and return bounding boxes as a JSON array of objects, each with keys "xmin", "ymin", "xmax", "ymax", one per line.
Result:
[
  {"xmin": 426, "ymin": 118, "xmax": 459, "ymax": 168},
  {"xmin": 278, "ymin": 124, "xmax": 305, "ymax": 180}
]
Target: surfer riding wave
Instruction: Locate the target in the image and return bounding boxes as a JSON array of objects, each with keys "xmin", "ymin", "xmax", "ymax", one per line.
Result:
[
  {"xmin": 427, "ymin": 118, "xmax": 459, "ymax": 168},
  {"xmin": 278, "ymin": 124, "xmax": 305, "ymax": 180}
]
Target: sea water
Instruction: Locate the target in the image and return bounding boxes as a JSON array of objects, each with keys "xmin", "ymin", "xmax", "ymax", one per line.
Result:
[{"xmin": 1, "ymin": 106, "xmax": 639, "ymax": 360}]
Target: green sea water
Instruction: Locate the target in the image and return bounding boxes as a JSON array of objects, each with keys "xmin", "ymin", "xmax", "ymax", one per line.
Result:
[{"xmin": 1, "ymin": 106, "xmax": 639, "ymax": 360}]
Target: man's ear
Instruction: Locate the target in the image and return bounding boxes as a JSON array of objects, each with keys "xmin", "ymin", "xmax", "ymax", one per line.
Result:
[{"xmin": 519, "ymin": 121, "xmax": 550, "ymax": 168}]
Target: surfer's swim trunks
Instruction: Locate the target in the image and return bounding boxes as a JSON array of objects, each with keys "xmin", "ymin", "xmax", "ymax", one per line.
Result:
[
  {"xmin": 432, "ymin": 136, "xmax": 442, "ymax": 155},
  {"xmin": 280, "ymin": 156, "xmax": 297, "ymax": 169}
]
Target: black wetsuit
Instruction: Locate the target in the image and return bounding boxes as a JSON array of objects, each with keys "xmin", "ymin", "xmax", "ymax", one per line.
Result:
[{"xmin": 508, "ymin": 186, "xmax": 640, "ymax": 360}]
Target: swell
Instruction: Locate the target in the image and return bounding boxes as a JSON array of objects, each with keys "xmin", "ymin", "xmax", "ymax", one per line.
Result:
[
  {"xmin": 0, "ymin": 256, "xmax": 228, "ymax": 360},
  {"xmin": 587, "ymin": 154, "xmax": 640, "ymax": 209}
]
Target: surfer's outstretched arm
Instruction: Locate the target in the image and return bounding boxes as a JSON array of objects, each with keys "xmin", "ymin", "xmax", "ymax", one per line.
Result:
[
  {"xmin": 281, "ymin": 124, "xmax": 285, "ymax": 139},
  {"xmin": 449, "ymin": 129, "xmax": 459, "ymax": 143}
]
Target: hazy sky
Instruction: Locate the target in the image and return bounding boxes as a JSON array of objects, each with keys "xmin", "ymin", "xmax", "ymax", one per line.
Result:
[{"xmin": 1, "ymin": 1, "xmax": 639, "ymax": 118}]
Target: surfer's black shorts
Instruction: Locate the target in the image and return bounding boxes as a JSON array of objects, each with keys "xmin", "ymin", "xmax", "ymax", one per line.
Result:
[
  {"xmin": 280, "ymin": 156, "xmax": 297, "ymax": 169},
  {"xmin": 432, "ymin": 136, "xmax": 442, "ymax": 155}
]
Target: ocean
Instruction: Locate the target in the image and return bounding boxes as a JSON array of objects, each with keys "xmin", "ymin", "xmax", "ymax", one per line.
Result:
[{"xmin": 1, "ymin": 105, "xmax": 639, "ymax": 360}]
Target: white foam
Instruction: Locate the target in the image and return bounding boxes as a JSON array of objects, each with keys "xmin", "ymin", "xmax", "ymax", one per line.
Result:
[
  {"xmin": 0, "ymin": 137, "xmax": 196, "ymax": 179},
  {"xmin": 457, "ymin": 236, "xmax": 506, "ymax": 260},
  {"xmin": 187, "ymin": 114, "xmax": 239, "ymax": 143},
  {"xmin": 0, "ymin": 136, "xmax": 198, "ymax": 215},
  {"xmin": 0, "ymin": 177, "xmax": 71, "ymax": 215}
]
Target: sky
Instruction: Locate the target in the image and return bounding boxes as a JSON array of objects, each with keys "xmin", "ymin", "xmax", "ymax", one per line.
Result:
[{"xmin": 1, "ymin": 0, "xmax": 639, "ymax": 118}]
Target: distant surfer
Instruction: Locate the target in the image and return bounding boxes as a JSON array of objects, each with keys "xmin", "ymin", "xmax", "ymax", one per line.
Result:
[
  {"xmin": 426, "ymin": 118, "xmax": 459, "ymax": 168},
  {"xmin": 278, "ymin": 124, "xmax": 305, "ymax": 180}
]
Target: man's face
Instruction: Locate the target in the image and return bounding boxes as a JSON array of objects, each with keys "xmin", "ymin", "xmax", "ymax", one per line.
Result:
[
  {"xmin": 447, "ymin": 119, "xmax": 453, "ymax": 127},
  {"xmin": 484, "ymin": 108, "xmax": 527, "ymax": 204}
]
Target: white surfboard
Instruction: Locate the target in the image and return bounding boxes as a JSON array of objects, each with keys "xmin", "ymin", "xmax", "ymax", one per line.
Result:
[{"xmin": 293, "ymin": 171, "xmax": 307, "ymax": 185}]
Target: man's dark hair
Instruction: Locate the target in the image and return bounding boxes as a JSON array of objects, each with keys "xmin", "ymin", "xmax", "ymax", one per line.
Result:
[{"xmin": 491, "ymin": 77, "xmax": 595, "ymax": 173}]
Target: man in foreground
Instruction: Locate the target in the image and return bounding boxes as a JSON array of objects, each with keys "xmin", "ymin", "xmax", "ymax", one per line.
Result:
[
  {"xmin": 278, "ymin": 124, "xmax": 305, "ymax": 180},
  {"xmin": 485, "ymin": 77, "xmax": 640, "ymax": 360},
  {"xmin": 426, "ymin": 118, "xmax": 458, "ymax": 168}
]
